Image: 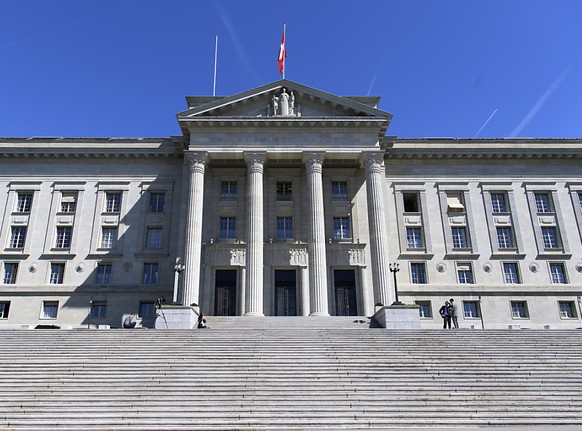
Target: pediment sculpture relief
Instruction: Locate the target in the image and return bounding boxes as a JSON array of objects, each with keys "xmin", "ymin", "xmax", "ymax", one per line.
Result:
[{"xmin": 268, "ymin": 88, "xmax": 298, "ymax": 117}]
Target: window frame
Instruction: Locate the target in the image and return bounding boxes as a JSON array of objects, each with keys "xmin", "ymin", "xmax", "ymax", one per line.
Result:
[
  {"xmin": 219, "ymin": 217, "xmax": 236, "ymax": 239},
  {"xmin": 220, "ymin": 181, "xmax": 237, "ymax": 202},
  {"xmin": 276, "ymin": 181, "xmax": 293, "ymax": 201},
  {"xmin": 451, "ymin": 227, "xmax": 468, "ymax": 249},
  {"xmin": 91, "ymin": 301, "xmax": 107, "ymax": 319},
  {"xmin": 496, "ymin": 227, "xmax": 514, "ymax": 249},
  {"xmin": 331, "ymin": 181, "xmax": 349, "ymax": 202},
  {"xmin": 463, "ymin": 301, "xmax": 481, "ymax": 319},
  {"xmin": 558, "ymin": 301, "xmax": 577, "ymax": 319},
  {"xmin": 510, "ymin": 301, "xmax": 530, "ymax": 319},
  {"xmin": 490, "ymin": 192, "xmax": 508, "ymax": 213},
  {"xmin": 541, "ymin": 226, "xmax": 560, "ymax": 249},
  {"xmin": 3, "ymin": 263, "xmax": 18, "ymax": 284},
  {"xmin": 534, "ymin": 192, "xmax": 552, "ymax": 213},
  {"xmin": 0, "ymin": 301, "xmax": 10, "ymax": 319},
  {"xmin": 549, "ymin": 262, "xmax": 567, "ymax": 284},
  {"xmin": 456, "ymin": 263, "xmax": 474, "ymax": 284},
  {"xmin": 59, "ymin": 192, "xmax": 77, "ymax": 213},
  {"xmin": 41, "ymin": 301, "xmax": 59, "ymax": 319},
  {"xmin": 333, "ymin": 217, "xmax": 351, "ymax": 240},
  {"xmin": 145, "ymin": 227, "xmax": 163, "ymax": 250},
  {"xmin": 49, "ymin": 263, "xmax": 65, "ymax": 285},
  {"xmin": 9, "ymin": 226, "xmax": 27, "ymax": 249},
  {"xmin": 16, "ymin": 192, "xmax": 33, "ymax": 213},
  {"xmin": 410, "ymin": 262, "xmax": 427, "ymax": 284},
  {"xmin": 406, "ymin": 227, "xmax": 424, "ymax": 249},
  {"xmin": 276, "ymin": 216, "xmax": 293, "ymax": 240},
  {"xmin": 96, "ymin": 263, "xmax": 112, "ymax": 285},
  {"xmin": 415, "ymin": 300, "xmax": 432, "ymax": 319},
  {"xmin": 100, "ymin": 227, "xmax": 118, "ymax": 250},
  {"xmin": 148, "ymin": 192, "xmax": 165, "ymax": 213},
  {"xmin": 142, "ymin": 262, "xmax": 159, "ymax": 285},
  {"xmin": 55, "ymin": 226, "xmax": 73, "ymax": 249},
  {"xmin": 104, "ymin": 192, "xmax": 121, "ymax": 213},
  {"xmin": 502, "ymin": 262, "xmax": 521, "ymax": 284}
]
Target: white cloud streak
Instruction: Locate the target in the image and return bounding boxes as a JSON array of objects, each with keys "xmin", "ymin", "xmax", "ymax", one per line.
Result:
[{"xmin": 473, "ymin": 109, "xmax": 498, "ymax": 138}]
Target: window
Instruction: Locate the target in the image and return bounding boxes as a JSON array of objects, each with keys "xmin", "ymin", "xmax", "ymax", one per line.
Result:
[
  {"xmin": 41, "ymin": 301, "xmax": 59, "ymax": 319},
  {"xmin": 559, "ymin": 301, "xmax": 577, "ymax": 319},
  {"xmin": 145, "ymin": 227, "xmax": 163, "ymax": 249},
  {"xmin": 403, "ymin": 192, "xmax": 420, "ymax": 213},
  {"xmin": 457, "ymin": 263, "xmax": 474, "ymax": 284},
  {"xmin": 410, "ymin": 262, "xmax": 427, "ymax": 284},
  {"xmin": 406, "ymin": 227, "xmax": 423, "ymax": 249},
  {"xmin": 91, "ymin": 302, "xmax": 107, "ymax": 318},
  {"xmin": 333, "ymin": 217, "xmax": 351, "ymax": 240},
  {"xmin": 149, "ymin": 192, "xmax": 165, "ymax": 212},
  {"xmin": 541, "ymin": 227, "xmax": 559, "ymax": 249},
  {"xmin": 16, "ymin": 192, "xmax": 33, "ymax": 213},
  {"xmin": 463, "ymin": 301, "xmax": 481, "ymax": 319},
  {"xmin": 276, "ymin": 216, "xmax": 293, "ymax": 239},
  {"xmin": 96, "ymin": 263, "xmax": 112, "ymax": 285},
  {"xmin": 60, "ymin": 192, "xmax": 77, "ymax": 213},
  {"xmin": 3, "ymin": 263, "xmax": 18, "ymax": 284},
  {"xmin": 220, "ymin": 181, "xmax": 237, "ymax": 202},
  {"xmin": 219, "ymin": 217, "xmax": 236, "ymax": 239},
  {"xmin": 415, "ymin": 301, "xmax": 432, "ymax": 318},
  {"xmin": 579, "ymin": 192, "xmax": 582, "ymax": 211},
  {"xmin": 496, "ymin": 227, "xmax": 514, "ymax": 249},
  {"xmin": 55, "ymin": 226, "xmax": 72, "ymax": 249},
  {"xmin": 451, "ymin": 227, "xmax": 468, "ymax": 249},
  {"xmin": 331, "ymin": 181, "xmax": 348, "ymax": 201},
  {"xmin": 491, "ymin": 193, "xmax": 508, "ymax": 213},
  {"xmin": 549, "ymin": 263, "xmax": 567, "ymax": 284},
  {"xmin": 446, "ymin": 192, "xmax": 465, "ymax": 213},
  {"xmin": 140, "ymin": 302, "xmax": 156, "ymax": 318},
  {"xmin": 9, "ymin": 226, "xmax": 27, "ymax": 249},
  {"xmin": 276, "ymin": 181, "xmax": 292, "ymax": 201},
  {"xmin": 503, "ymin": 262, "xmax": 520, "ymax": 284},
  {"xmin": 511, "ymin": 301, "xmax": 529, "ymax": 319},
  {"xmin": 534, "ymin": 193, "xmax": 552, "ymax": 213},
  {"xmin": 104, "ymin": 192, "xmax": 121, "ymax": 213},
  {"xmin": 50, "ymin": 263, "xmax": 65, "ymax": 284},
  {"xmin": 143, "ymin": 263, "xmax": 159, "ymax": 285},
  {"xmin": 0, "ymin": 301, "xmax": 10, "ymax": 319},
  {"xmin": 100, "ymin": 227, "xmax": 118, "ymax": 249}
]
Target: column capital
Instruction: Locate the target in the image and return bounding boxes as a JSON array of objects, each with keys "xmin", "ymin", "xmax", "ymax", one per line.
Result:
[
  {"xmin": 244, "ymin": 152, "xmax": 266, "ymax": 173},
  {"xmin": 185, "ymin": 152, "xmax": 208, "ymax": 174},
  {"xmin": 303, "ymin": 152, "xmax": 326, "ymax": 174},
  {"xmin": 361, "ymin": 152, "xmax": 385, "ymax": 174}
]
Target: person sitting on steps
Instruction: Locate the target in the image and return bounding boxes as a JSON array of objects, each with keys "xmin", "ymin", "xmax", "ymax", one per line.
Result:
[
  {"xmin": 123, "ymin": 313, "xmax": 137, "ymax": 329},
  {"xmin": 197, "ymin": 312, "xmax": 207, "ymax": 329}
]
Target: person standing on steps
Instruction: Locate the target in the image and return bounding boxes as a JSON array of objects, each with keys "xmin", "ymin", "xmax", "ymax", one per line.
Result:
[
  {"xmin": 439, "ymin": 301, "xmax": 452, "ymax": 329},
  {"xmin": 449, "ymin": 298, "xmax": 459, "ymax": 329}
]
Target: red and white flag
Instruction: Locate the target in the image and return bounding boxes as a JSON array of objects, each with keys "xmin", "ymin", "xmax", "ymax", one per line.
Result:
[{"xmin": 278, "ymin": 26, "xmax": 287, "ymax": 75}]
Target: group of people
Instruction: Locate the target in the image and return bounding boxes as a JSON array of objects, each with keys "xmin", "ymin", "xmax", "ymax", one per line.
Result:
[{"xmin": 439, "ymin": 298, "xmax": 459, "ymax": 329}]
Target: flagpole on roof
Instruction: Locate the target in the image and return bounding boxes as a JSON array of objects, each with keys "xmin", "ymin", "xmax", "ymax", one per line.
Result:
[
  {"xmin": 213, "ymin": 35, "xmax": 218, "ymax": 97},
  {"xmin": 283, "ymin": 23, "xmax": 286, "ymax": 79}
]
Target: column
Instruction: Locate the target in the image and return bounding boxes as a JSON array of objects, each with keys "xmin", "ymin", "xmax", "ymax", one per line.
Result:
[
  {"xmin": 303, "ymin": 153, "xmax": 330, "ymax": 316},
  {"xmin": 363, "ymin": 152, "xmax": 392, "ymax": 306},
  {"xmin": 299, "ymin": 265, "xmax": 309, "ymax": 316},
  {"xmin": 244, "ymin": 153, "xmax": 266, "ymax": 316},
  {"xmin": 182, "ymin": 152, "xmax": 207, "ymax": 307}
]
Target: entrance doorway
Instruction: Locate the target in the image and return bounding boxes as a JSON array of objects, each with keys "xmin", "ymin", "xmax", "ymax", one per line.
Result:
[
  {"xmin": 274, "ymin": 269, "xmax": 297, "ymax": 316},
  {"xmin": 214, "ymin": 269, "xmax": 237, "ymax": 316},
  {"xmin": 334, "ymin": 269, "xmax": 357, "ymax": 316}
]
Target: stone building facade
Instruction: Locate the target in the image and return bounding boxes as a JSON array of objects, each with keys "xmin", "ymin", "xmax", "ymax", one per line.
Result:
[{"xmin": 1, "ymin": 80, "xmax": 581, "ymax": 329}]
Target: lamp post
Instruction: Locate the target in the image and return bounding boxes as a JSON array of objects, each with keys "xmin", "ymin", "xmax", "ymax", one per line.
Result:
[
  {"xmin": 173, "ymin": 261, "xmax": 185, "ymax": 304},
  {"xmin": 389, "ymin": 262, "xmax": 403, "ymax": 305},
  {"xmin": 478, "ymin": 295, "xmax": 485, "ymax": 329}
]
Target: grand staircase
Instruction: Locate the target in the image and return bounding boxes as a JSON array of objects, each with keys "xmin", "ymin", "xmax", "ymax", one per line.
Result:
[{"xmin": 1, "ymin": 318, "xmax": 582, "ymax": 430}]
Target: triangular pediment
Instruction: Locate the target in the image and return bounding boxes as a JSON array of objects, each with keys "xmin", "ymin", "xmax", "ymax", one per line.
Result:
[{"xmin": 176, "ymin": 79, "xmax": 392, "ymax": 121}]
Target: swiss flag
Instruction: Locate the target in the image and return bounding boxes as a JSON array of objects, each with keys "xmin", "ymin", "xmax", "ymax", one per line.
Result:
[{"xmin": 278, "ymin": 30, "xmax": 287, "ymax": 74}]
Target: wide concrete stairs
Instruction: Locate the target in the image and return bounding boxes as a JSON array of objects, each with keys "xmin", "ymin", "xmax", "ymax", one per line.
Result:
[{"xmin": 1, "ymin": 317, "xmax": 582, "ymax": 430}]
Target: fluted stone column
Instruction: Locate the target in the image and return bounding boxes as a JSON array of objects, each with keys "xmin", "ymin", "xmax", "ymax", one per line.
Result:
[
  {"xmin": 244, "ymin": 153, "xmax": 266, "ymax": 316},
  {"xmin": 304, "ymin": 153, "xmax": 330, "ymax": 316},
  {"xmin": 363, "ymin": 152, "xmax": 392, "ymax": 306},
  {"xmin": 299, "ymin": 265, "xmax": 309, "ymax": 316},
  {"xmin": 182, "ymin": 152, "xmax": 208, "ymax": 307}
]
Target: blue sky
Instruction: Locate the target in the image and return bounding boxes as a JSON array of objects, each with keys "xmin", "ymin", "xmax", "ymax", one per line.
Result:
[{"xmin": 0, "ymin": 1, "xmax": 581, "ymax": 139}]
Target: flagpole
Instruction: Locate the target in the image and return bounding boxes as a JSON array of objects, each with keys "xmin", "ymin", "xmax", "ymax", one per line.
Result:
[
  {"xmin": 213, "ymin": 35, "xmax": 218, "ymax": 96},
  {"xmin": 282, "ymin": 24, "xmax": 286, "ymax": 80}
]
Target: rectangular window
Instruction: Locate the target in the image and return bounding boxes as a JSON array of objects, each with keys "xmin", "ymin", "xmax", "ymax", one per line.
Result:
[
  {"xmin": 333, "ymin": 217, "xmax": 351, "ymax": 240},
  {"xmin": 140, "ymin": 302, "xmax": 156, "ymax": 318},
  {"xmin": 331, "ymin": 181, "xmax": 348, "ymax": 201},
  {"xmin": 578, "ymin": 192, "xmax": 582, "ymax": 211},
  {"xmin": 511, "ymin": 301, "xmax": 529, "ymax": 319},
  {"xmin": 491, "ymin": 193, "xmax": 508, "ymax": 213},
  {"xmin": 219, "ymin": 217, "xmax": 236, "ymax": 239},
  {"xmin": 148, "ymin": 192, "xmax": 165, "ymax": 212},
  {"xmin": 276, "ymin": 216, "xmax": 293, "ymax": 239},
  {"xmin": 276, "ymin": 181, "xmax": 292, "ymax": 201},
  {"xmin": 91, "ymin": 301, "xmax": 107, "ymax": 318},
  {"xmin": 100, "ymin": 227, "xmax": 118, "ymax": 249},
  {"xmin": 42, "ymin": 301, "xmax": 59, "ymax": 319},
  {"xmin": 406, "ymin": 227, "xmax": 423, "ymax": 249},
  {"xmin": 446, "ymin": 192, "xmax": 465, "ymax": 213},
  {"xmin": 403, "ymin": 192, "xmax": 420, "ymax": 213},
  {"xmin": 463, "ymin": 301, "xmax": 481, "ymax": 319},
  {"xmin": 9, "ymin": 226, "xmax": 27, "ymax": 249},
  {"xmin": 559, "ymin": 301, "xmax": 577, "ymax": 319},
  {"xmin": 534, "ymin": 193, "xmax": 552, "ymax": 213},
  {"xmin": 410, "ymin": 262, "xmax": 427, "ymax": 284},
  {"xmin": 549, "ymin": 263, "xmax": 567, "ymax": 284},
  {"xmin": 220, "ymin": 181, "xmax": 237, "ymax": 202},
  {"xmin": 96, "ymin": 263, "xmax": 112, "ymax": 285},
  {"xmin": 503, "ymin": 262, "xmax": 520, "ymax": 284},
  {"xmin": 143, "ymin": 263, "xmax": 159, "ymax": 285},
  {"xmin": 60, "ymin": 192, "xmax": 77, "ymax": 213},
  {"xmin": 541, "ymin": 227, "xmax": 559, "ymax": 249},
  {"xmin": 0, "ymin": 301, "xmax": 10, "ymax": 319},
  {"xmin": 50, "ymin": 263, "xmax": 65, "ymax": 284},
  {"xmin": 415, "ymin": 301, "xmax": 432, "ymax": 318},
  {"xmin": 496, "ymin": 227, "xmax": 514, "ymax": 249},
  {"xmin": 3, "ymin": 263, "xmax": 18, "ymax": 284},
  {"xmin": 451, "ymin": 227, "xmax": 468, "ymax": 249},
  {"xmin": 457, "ymin": 263, "xmax": 474, "ymax": 284},
  {"xmin": 55, "ymin": 226, "xmax": 72, "ymax": 249},
  {"xmin": 104, "ymin": 192, "xmax": 121, "ymax": 213},
  {"xmin": 145, "ymin": 227, "xmax": 163, "ymax": 249},
  {"xmin": 16, "ymin": 192, "xmax": 33, "ymax": 213}
]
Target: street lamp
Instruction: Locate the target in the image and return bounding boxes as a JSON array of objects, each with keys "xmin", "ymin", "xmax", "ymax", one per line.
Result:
[
  {"xmin": 389, "ymin": 262, "xmax": 403, "ymax": 305},
  {"xmin": 172, "ymin": 261, "xmax": 185, "ymax": 304}
]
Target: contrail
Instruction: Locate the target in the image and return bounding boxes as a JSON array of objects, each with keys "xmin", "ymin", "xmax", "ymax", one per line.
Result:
[
  {"xmin": 510, "ymin": 68, "xmax": 570, "ymax": 137},
  {"xmin": 473, "ymin": 109, "xmax": 498, "ymax": 138}
]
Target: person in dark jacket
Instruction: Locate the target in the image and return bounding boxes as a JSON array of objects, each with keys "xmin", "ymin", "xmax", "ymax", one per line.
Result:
[{"xmin": 439, "ymin": 301, "xmax": 452, "ymax": 329}]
